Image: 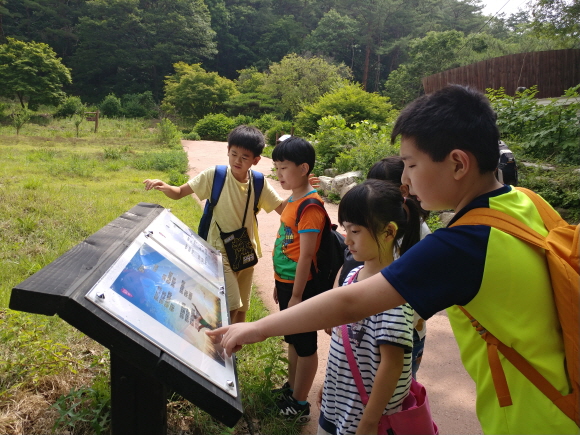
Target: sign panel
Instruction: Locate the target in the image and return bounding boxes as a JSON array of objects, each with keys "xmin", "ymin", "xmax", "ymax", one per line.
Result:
[{"xmin": 86, "ymin": 210, "xmax": 236, "ymax": 396}]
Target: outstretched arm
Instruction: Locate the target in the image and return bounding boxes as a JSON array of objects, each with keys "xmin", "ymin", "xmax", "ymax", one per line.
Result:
[
  {"xmin": 143, "ymin": 179, "xmax": 194, "ymax": 200},
  {"xmin": 206, "ymin": 272, "xmax": 405, "ymax": 355}
]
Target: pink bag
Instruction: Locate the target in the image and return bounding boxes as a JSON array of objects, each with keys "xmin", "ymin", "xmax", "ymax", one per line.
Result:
[{"xmin": 341, "ymin": 324, "xmax": 438, "ymax": 435}]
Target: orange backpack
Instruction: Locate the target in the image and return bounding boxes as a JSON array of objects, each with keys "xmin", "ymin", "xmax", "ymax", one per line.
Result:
[{"xmin": 451, "ymin": 187, "xmax": 579, "ymax": 426}]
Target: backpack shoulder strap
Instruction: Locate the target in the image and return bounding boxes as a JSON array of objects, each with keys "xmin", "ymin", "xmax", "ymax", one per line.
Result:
[
  {"xmin": 515, "ymin": 187, "xmax": 568, "ymax": 230},
  {"xmin": 251, "ymin": 170, "xmax": 264, "ymax": 215},
  {"xmin": 209, "ymin": 165, "xmax": 228, "ymax": 206},
  {"xmin": 296, "ymin": 197, "xmax": 327, "ymax": 226},
  {"xmin": 451, "ymin": 207, "xmax": 547, "ymax": 250}
]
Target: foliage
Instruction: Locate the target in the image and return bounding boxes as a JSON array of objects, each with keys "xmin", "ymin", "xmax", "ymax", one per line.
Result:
[
  {"xmin": 99, "ymin": 94, "xmax": 123, "ymax": 118},
  {"xmin": 261, "ymin": 54, "xmax": 352, "ymax": 118},
  {"xmin": 121, "ymin": 92, "xmax": 158, "ymax": 118},
  {"xmin": 11, "ymin": 108, "xmax": 32, "ymax": 135},
  {"xmin": 162, "ymin": 63, "xmax": 238, "ymax": 121},
  {"xmin": 69, "ymin": 0, "xmax": 217, "ymax": 102},
  {"xmin": 310, "ymin": 115, "xmax": 358, "ymax": 174},
  {"xmin": 53, "ymin": 385, "xmax": 111, "ymax": 434},
  {"xmin": 296, "ymin": 84, "xmax": 396, "ymax": 134},
  {"xmin": 253, "ymin": 113, "xmax": 279, "ymax": 134},
  {"xmin": 182, "ymin": 130, "xmax": 201, "ymax": 141},
  {"xmin": 156, "ymin": 118, "xmax": 183, "ymax": 149},
  {"xmin": 225, "ymin": 92, "xmax": 278, "ymax": 117},
  {"xmin": 54, "ymin": 96, "xmax": 86, "ymax": 119},
  {"xmin": 531, "ymin": 0, "xmax": 580, "ymax": 40},
  {"xmin": 488, "ymin": 85, "xmax": 580, "ymax": 164},
  {"xmin": 310, "ymin": 114, "xmax": 398, "ymax": 176},
  {"xmin": 265, "ymin": 120, "xmax": 293, "ymax": 146},
  {"xmin": 193, "ymin": 113, "xmax": 236, "ymax": 141},
  {"xmin": 0, "ymin": 37, "xmax": 71, "ymax": 109},
  {"xmin": 518, "ymin": 163, "xmax": 580, "ymax": 221}
]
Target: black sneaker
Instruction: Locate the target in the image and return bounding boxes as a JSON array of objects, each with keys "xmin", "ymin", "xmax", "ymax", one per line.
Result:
[
  {"xmin": 270, "ymin": 381, "xmax": 292, "ymax": 398},
  {"xmin": 275, "ymin": 394, "xmax": 310, "ymax": 424}
]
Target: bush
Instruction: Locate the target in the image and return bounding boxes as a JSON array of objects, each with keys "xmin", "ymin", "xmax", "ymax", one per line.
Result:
[
  {"xmin": 156, "ymin": 118, "xmax": 182, "ymax": 149},
  {"xmin": 54, "ymin": 96, "xmax": 85, "ymax": 119},
  {"xmin": 100, "ymin": 94, "xmax": 123, "ymax": 118},
  {"xmin": 332, "ymin": 120, "xmax": 398, "ymax": 176},
  {"xmin": 182, "ymin": 131, "xmax": 201, "ymax": 140},
  {"xmin": 310, "ymin": 116, "xmax": 356, "ymax": 174},
  {"xmin": 253, "ymin": 114, "xmax": 278, "ymax": 133},
  {"xmin": 265, "ymin": 120, "xmax": 293, "ymax": 146},
  {"xmin": 121, "ymin": 91, "xmax": 157, "ymax": 118},
  {"xmin": 193, "ymin": 113, "xmax": 236, "ymax": 141},
  {"xmin": 488, "ymin": 85, "xmax": 580, "ymax": 164},
  {"xmin": 232, "ymin": 114, "xmax": 255, "ymax": 127},
  {"xmin": 296, "ymin": 84, "xmax": 396, "ymax": 135}
]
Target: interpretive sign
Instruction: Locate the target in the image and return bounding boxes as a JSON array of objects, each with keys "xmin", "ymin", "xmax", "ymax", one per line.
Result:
[{"xmin": 10, "ymin": 203, "xmax": 242, "ymax": 433}]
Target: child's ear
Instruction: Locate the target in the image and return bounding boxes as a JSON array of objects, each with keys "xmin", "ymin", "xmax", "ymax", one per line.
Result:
[
  {"xmin": 449, "ymin": 149, "xmax": 471, "ymax": 180},
  {"xmin": 301, "ymin": 163, "xmax": 309, "ymax": 175},
  {"xmin": 384, "ymin": 222, "xmax": 398, "ymax": 240},
  {"xmin": 252, "ymin": 156, "xmax": 261, "ymax": 166},
  {"xmin": 399, "ymin": 184, "xmax": 409, "ymax": 197}
]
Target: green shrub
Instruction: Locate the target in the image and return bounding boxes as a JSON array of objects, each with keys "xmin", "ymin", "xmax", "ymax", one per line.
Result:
[
  {"xmin": 296, "ymin": 84, "xmax": 396, "ymax": 135},
  {"xmin": 253, "ymin": 113, "xmax": 278, "ymax": 133},
  {"xmin": 156, "ymin": 118, "xmax": 182, "ymax": 149},
  {"xmin": 133, "ymin": 151, "xmax": 189, "ymax": 173},
  {"xmin": 333, "ymin": 120, "xmax": 398, "ymax": 176},
  {"xmin": 100, "ymin": 94, "xmax": 123, "ymax": 118},
  {"xmin": 310, "ymin": 115, "xmax": 357, "ymax": 174},
  {"xmin": 265, "ymin": 120, "xmax": 293, "ymax": 146},
  {"xmin": 232, "ymin": 114, "xmax": 255, "ymax": 127},
  {"xmin": 488, "ymin": 85, "xmax": 580, "ymax": 164},
  {"xmin": 121, "ymin": 91, "xmax": 157, "ymax": 118},
  {"xmin": 55, "ymin": 96, "xmax": 85, "ymax": 119},
  {"xmin": 182, "ymin": 131, "xmax": 201, "ymax": 140},
  {"xmin": 193, "ymin": 113, "xmax": 236, "ymax": 141}
]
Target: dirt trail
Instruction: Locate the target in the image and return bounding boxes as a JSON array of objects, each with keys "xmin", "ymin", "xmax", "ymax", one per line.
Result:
[{"xmin": 182, "ymin": 140, "xmax": 482, "ymax": 435}]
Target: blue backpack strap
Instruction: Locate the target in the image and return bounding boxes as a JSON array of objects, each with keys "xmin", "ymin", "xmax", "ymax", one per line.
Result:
[
  {"xmin": 198, "ymin": 165, "xmax": 227, "ymax": 240},
  {"xmin": 251, "ymin": 170, "xmax": 264, "ymax": 215},
  {"xmin": 210, "ymin": 165, "xmax": 228, "ymax": 205}
]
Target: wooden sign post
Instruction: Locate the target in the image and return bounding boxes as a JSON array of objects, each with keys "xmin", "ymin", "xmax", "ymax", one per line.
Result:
[
  {"xmin": 85, "ymin": 110, "xmax": 100, "ymax": 133},
  {"xmin": 10, "ymin": 203, "xmax": 242, "ymax": 434}
]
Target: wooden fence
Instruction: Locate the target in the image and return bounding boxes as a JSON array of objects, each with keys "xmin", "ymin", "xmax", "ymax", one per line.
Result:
[{"xmin": 422, "ymin": 49, "xmax": 580, "ymax": 98}]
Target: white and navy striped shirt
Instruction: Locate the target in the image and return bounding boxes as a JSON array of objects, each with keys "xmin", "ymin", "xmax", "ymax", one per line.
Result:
[{"xmin": 320, "ymin": 266, "xmax": 414, "ymax": 435}]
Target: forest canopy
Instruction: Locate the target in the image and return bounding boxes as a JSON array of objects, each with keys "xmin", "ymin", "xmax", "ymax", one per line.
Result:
[{"xmin": 0, "ymin": 0, "xmax": 578, "ymax": 105}]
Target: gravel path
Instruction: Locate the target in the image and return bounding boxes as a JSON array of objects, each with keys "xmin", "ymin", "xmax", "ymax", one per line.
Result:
[{"xmin": 182, "ymin": 140, "xmax": 482, "ymax": 435}]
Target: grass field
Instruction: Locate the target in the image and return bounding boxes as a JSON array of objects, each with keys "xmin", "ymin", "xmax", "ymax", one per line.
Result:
[{"xmin": 0, "ymin": 117, "xmax": 297, "ymax": 434}]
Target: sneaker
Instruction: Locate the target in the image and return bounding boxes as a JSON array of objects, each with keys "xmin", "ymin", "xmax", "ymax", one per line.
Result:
[
  {"xmin": 270, "ymin": 381, "xmax": 292, "ymax": 398},
  {"xmin": 274, "ymin": 394, "xmax": 311, "ymax": 424}
]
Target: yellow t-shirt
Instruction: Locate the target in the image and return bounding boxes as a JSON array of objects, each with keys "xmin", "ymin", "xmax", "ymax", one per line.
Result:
[{"xmin": 188, "ymin": 166, "xmax": 282, "ymax": 257}]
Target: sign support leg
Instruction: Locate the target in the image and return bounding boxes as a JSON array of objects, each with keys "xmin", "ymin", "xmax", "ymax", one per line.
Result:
[{"xmin": 110, "ymin": 352, "xmax": 167, "ymax": 434}]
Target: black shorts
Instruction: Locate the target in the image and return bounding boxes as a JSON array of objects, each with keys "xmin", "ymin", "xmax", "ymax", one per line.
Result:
[{"xmin": 275, "ymin": 279, "xmax": 319, "ymax": 357}]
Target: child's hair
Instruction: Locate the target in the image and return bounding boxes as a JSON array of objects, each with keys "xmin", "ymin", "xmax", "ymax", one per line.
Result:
[
  {"xmin": 367, "ymin": 157, "xmax": 430, "ymax": 221},
  {"xmin": 338, "ymin": 179, "xmax": 422, "ymax": 256},
  {"xmin": 271, "ymin": 136, "xmax": 315, "ymax": 175},
  {"xmin": 391, "ymin": 84, "xmax": 500, "ymax": 173},
  {"xmin": 227, "ymin": 125, "xmax": 265, "ymax": 157}
]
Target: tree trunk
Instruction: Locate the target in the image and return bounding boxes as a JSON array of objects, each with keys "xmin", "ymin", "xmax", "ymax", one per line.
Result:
[{"xmin": 362, "ymin": 44, "xmax": 371, "ymax": 91}]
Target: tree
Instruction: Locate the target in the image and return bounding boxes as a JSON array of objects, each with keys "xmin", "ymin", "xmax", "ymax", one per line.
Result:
[
  {"xmin": 261, "ymin": 54, "xmax": 352, "ymax": 119},
  {"xmin": 531, "ymin": 0, "xmax": 580, "ymax": 39},
  {"xmin": 296, "ymin": 84, "xmax": 395, "ymax": 134},
  {"xmin": 70, "ymin": 0, "xmax": 217, "ymax": 102},
  {"xmin": 0, "ymin": 37, "xmax": 71, "ymax": 108},
  {"xmin": 162, "ymin": 62, "xmax": 238, "ymax": 120}
]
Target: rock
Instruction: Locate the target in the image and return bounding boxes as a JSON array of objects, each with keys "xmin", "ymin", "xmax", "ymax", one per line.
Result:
[
  {"xmin": 439, "ymin": 212, "xmax": 455, "ymax": 227},
  {"xmin": 317, "ymin": 176, "xmax": 333, "ymax": 194},
  {"xmin": 331, "ymin": 171, "xmax": 362, "ymax": 194},
  {"xmin": 340, "ymin": 182, "xmax": 357, "ymax": 198},
  {"xmin": 323, "ymin": 168, "xmax": 338, "ymax": 177},
  {"xmin": 521, "ymin": 162, "xmax": 555, "ymax": 171}
]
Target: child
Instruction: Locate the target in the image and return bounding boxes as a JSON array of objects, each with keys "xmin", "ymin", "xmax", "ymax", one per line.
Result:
[
  {"xmin": 319, "ymin": 179, "xmax": 422, "ymax": 435},
  {"xmin": 338, "ymin": 156, "xmax": 430, "ymax": 378},
  {"xmin": 208, "ymin": 86, "xmax": 578, "ymax": 434},
  {"xmin": 144, "ymin": 125, "xmax": 286, "ymax": 324},
  {"xmin": 270, "ymin": 137, "xmax": 327, "ymax": 422}
]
